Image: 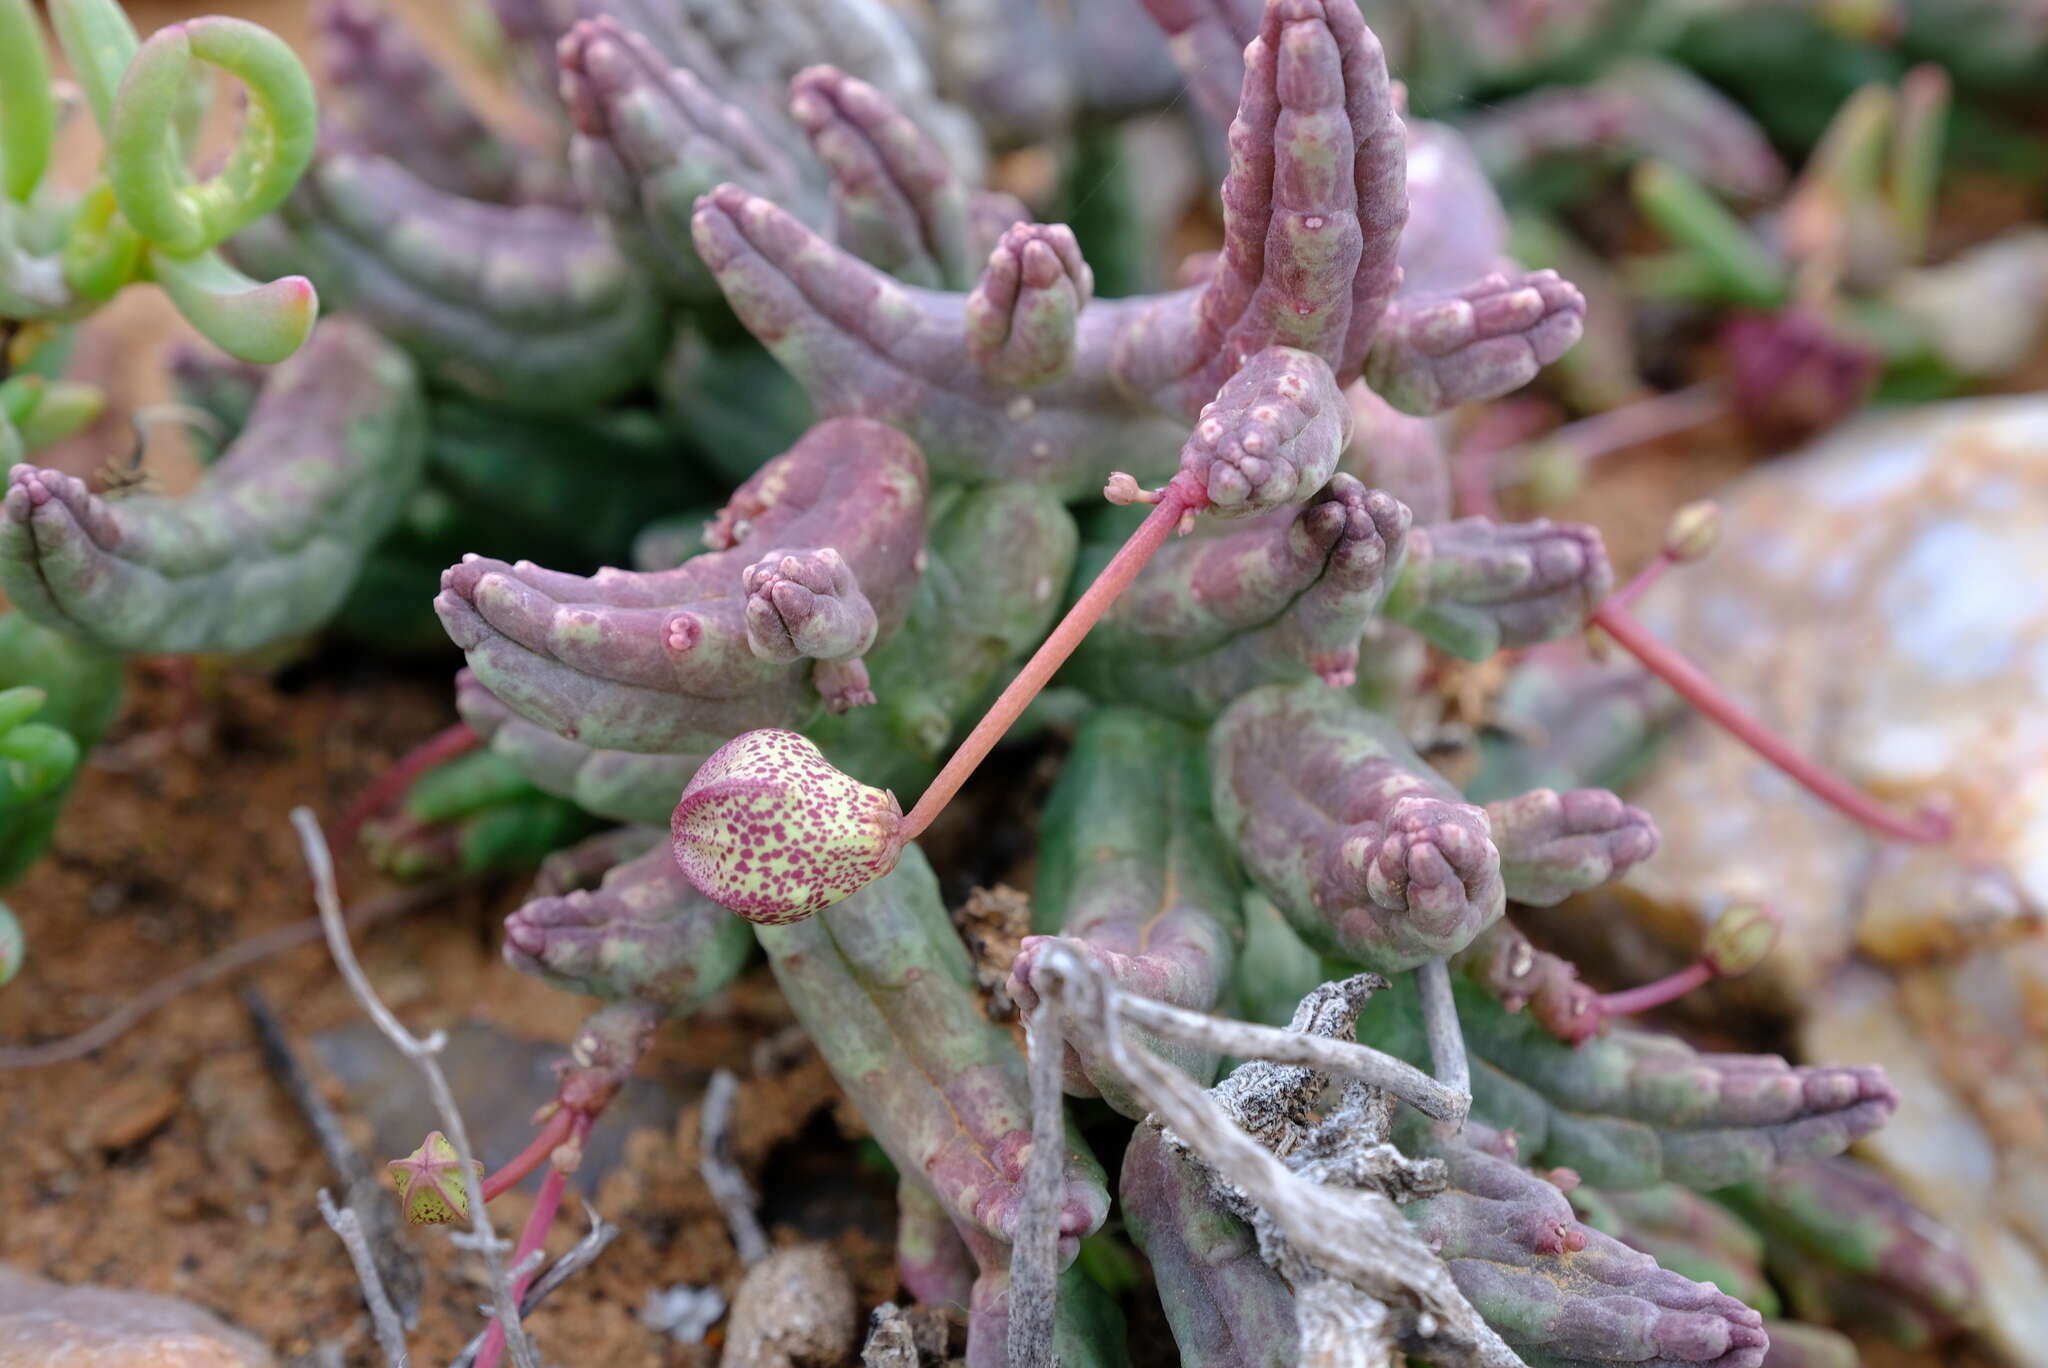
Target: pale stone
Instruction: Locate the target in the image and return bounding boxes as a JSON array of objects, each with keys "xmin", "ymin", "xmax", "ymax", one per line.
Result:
[
  {"xmin": 719, "ymin": 1245, "xmax": 857, "ymax": 1368},
  {"xmin": 1622, "ymin": 396, "xmax": 2048, "ymax": 996},
  {"xmin": 1596, "ymin": 396, "xmax": 2048, "ymax": 1365},
  {"xmin": 0, "ymin": 1267, "xmax": 271, "ymax": 1367}
]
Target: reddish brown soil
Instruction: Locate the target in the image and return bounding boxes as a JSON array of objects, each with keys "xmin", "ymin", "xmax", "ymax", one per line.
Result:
[{"xmin": 0, "ymin": 661, "xmax": 908, "ymax": 1365}]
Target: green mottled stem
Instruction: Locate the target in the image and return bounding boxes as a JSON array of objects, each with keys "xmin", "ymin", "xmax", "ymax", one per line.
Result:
[
  {"xmin": 1363, "ymin": 974, "xmax": 1897, "ymax": 1190},
  {"xmin": 1591, "ymin": 599, "xmax": 1951, "ymax": 843},
  {"xmin": 1119, "ymin": 1124, "xmax": 1295, "ymax": 1368},
  {"xmin": 1, "ymin": 319, "xmax": 422, "ymax": 652},
  {"xmin": 1210, "ymin": 684, "xmax": 1506, "ymax": 971},
  {"xmin": 753, "ymin": 847, "xmax": 1110, "ymax": 1270},
  {"xmin": 897, "ymin": 477, "xmax": 1204, "ymax": 843},
  {"xmin": 317, "ymin": 0, "xmax": 524, "ymax": 203},
  {"xmin": 1017, "ymin": 706, "xmax": 1244, "ymax": 1113}
]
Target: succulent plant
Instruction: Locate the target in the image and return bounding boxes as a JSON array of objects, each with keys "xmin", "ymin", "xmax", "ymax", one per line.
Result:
[
  {"xmin": 5, "ymin": 1, "xmax": 2005, "ymax": 1366},
  {"xmin": 0, "ymin": 0, "xmax": 319, "ymax": 399},
  {"xmin": 0, "ymin": 613, "xmax": 122, "ymax": 940}
]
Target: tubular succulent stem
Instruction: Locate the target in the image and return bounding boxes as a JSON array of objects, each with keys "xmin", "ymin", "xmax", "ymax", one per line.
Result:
[
  {"xmin": 897, "ymin": 476, "xmax": 1206, "ymax": 842},
  {"xmin": 1591, "ymin": 599, "xmax": 1951, "ymax": 843}
]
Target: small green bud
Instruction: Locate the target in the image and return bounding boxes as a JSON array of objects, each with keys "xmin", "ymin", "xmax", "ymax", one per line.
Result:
[
  {"xmin": 387, "ymin": 1130, "xmax": 483, "ymax": 1225},
  {"xmin": 671, "ymin": 729, "xmax": 903, "ymax": 925},
  {"xmin": 1703, "ymin": 901, "xmax": 1781, "ymax": 978}
]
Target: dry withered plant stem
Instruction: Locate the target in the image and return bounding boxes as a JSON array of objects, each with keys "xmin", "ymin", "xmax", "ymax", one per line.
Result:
[
  {"xmin": 1014, "ymin": 945, "xmax": 1517, "ymax": 1368},
  {"xmin": 292, "ymin": 805, "xmax": 539, "ymax": 1368},
  {"xmin": 700, "ymin": 1067, "xmax": 772, "ymax": 1266}
]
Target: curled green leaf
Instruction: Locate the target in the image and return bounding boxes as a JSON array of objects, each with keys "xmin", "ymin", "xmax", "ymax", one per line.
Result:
[
  {"xmin": 0, "ymin": 0, "xmax": 56, "ymax": 203},
  {"xmin": 0, "ymin": 375, "xmax": 105, "ymax": 451},
  {"xmin": 148, "ymin": 247, "xmax": 318, "ymax": 364},
  {"xmin": 45, "ymin": 0, "xmax": 140, "ymax": 136},
  {"xmin": 109, "ymin": 16, "xmax": 318, "ymax": 255},
  {"xmin": 59, "ymin": 184, "xmax": 145, "ymax": 303}
]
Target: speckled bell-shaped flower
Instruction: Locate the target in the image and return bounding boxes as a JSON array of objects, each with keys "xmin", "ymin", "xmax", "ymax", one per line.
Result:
[{"xmin": 671, "ymin": 729, "xmax": 903, "ymax": 924}]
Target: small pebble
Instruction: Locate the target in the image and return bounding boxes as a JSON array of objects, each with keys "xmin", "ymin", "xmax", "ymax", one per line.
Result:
[{"xmin": 0, "ymin": 1266, "xmax": 271, "ymax": 1367}]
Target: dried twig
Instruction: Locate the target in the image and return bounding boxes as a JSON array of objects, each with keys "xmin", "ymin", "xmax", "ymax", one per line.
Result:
[
  {"xmin": 1029, "ymin": 945, "xmax": 1523, "ymax": 1368},
  {"xmin": 290, "ymin": 807, "xmax": 539, "ymax": 1368},
  {"xmin": 246, "ymin": 986, "xmax": 422, "ymax": 1328},
  {"xmin": 1007, "ymin": 1001, "xmax": 1065, "ymax": 1368},
  {"xmin": 699, "ymin": 1069, "xmax": 770, "ymax": 1266},
  {"xmin": 1112, "ymin": 989, "xmax": 1468, "ymax": 1123},
  {"xmin": 450, "ymin": 1206, "xmax": 621, "ymax": 1368},
  {"xmin": 1415, "ymin": 958, "xmax": 1471, "ymax": 1117},
  {"xmin": 318, "ymin": 1189, "xmax": 411, "ymax": 1368}
]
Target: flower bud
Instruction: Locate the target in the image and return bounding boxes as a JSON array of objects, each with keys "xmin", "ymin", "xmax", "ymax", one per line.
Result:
[
  {"xmin": 1703, "ymin": 901, "xmax": 1781, "ymax": 978},
  {"xmin": 1661, "ymin": 500, "xmax": 1721, "ymax": 564},
  {"xmin": 672, "ymin": 729, "xmax": 902, "ymax": 924},
  {"xmin": 387, "ymin": 1130, "xmax": 482, "ymax": 1225},
  {"xmin": 1724, "ymin": 308, "xmax": 1879, "ymax": 439}
]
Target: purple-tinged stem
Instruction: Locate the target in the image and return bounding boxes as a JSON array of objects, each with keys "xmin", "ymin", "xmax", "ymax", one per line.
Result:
[
  {"xmin": 1593, "ymin": 961, "xmax": 1713, "ymax": 1020},
  {"xmin": 1604, "ymin": 554, "xmax": 1674, "ymax": 613},
  {"xmin": 898, "ymin": 477, "xmax": 1206, "ymax": 842},
  {"xmin": 1494, "ymin": 383, "xmax": 1728, "ymax": 497},
  {"xmin": 337, "ymin": 721, "xmax": 481, "ymax": 853},
  {"xmin": 475, "ymin": 1136, "xmax": 576, "ymax": 1368},
  {"xmin": 1552, "ymin": 382, "xmax": 1726, "ymax": 471},
  {"xmin": 480, "ymin": 1108, "xmax": 576, "ymax": 1204},
  {"xmin": 1591, "ymin": 600, "xmax": 1950, "ymax": 843}
]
